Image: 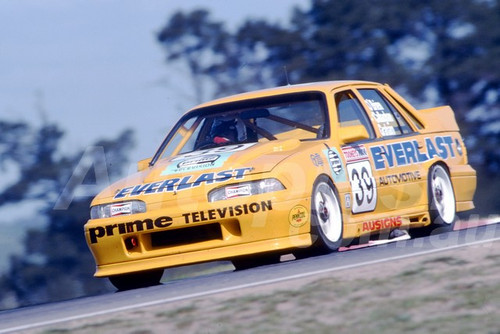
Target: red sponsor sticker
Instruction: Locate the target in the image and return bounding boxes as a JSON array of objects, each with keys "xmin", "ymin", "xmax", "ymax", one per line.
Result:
[
  {"xmin": 342, "ymin": 145, "xmax": 369, "ymax": 163},
  {"xmin": 362, "ymin": 216, "xmax": 402, "ymax": 232}
]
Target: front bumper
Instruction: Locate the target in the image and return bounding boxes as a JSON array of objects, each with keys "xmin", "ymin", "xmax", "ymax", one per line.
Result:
[{"xmin": 85, "ymin": 195, "xmax": 312, "ymax": 277}]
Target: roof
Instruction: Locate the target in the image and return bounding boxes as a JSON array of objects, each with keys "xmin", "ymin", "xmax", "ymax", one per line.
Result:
[{"xmin": 190, "ymin": 80, "xmax": 380, "ymax": 111}]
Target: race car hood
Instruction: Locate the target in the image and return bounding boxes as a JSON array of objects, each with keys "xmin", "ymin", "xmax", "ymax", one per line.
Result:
[{"xmin": 93, "ymin": 139, "xmax": 303, "ymax": 203}]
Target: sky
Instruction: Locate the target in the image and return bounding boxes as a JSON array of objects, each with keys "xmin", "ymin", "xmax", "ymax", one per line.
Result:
[
  {"xmin": 1, "ymin": 0, "xmax": 306, "ymax": 162},
  {"xmin": 0, "ymin": 0, "xmax": 307, "ymax": 269}
]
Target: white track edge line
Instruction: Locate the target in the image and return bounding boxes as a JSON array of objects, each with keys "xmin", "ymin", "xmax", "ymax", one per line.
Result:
[{"xmin": 2, "ymin": 236, "xmax": 499, "ymax": 333}]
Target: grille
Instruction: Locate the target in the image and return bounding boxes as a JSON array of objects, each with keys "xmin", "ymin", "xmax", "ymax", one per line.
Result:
[{"xmin": 150, "ymin": 223, "xmax": 223, "ymax": 248}]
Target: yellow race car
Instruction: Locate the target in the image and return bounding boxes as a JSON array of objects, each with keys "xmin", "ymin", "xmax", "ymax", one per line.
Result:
[{"xmin": 85, "ymin": 81, "xmax": 476, "ymax": 290}]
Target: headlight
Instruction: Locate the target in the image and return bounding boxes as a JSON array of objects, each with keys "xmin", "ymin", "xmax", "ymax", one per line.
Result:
[
  {"xmin": 90, "ymin": 200, "xmax": 146, "ymax": 219},
  {"xmin": 208, "ymin": 178, "xmax": 285, "ymax": 202}
]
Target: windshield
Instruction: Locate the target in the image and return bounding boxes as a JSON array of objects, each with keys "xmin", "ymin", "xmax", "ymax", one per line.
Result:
[{"xmin": 153, "ymin": 92, "xmax": 328, "ymax": 163}]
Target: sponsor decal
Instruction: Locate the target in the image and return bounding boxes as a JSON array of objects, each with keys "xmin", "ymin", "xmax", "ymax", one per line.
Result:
[
  {"xmin": 88, "ymin": 200, "xmax": 273, "ymax": 244},
  {"xmin": 365, "ymin": 99, "xmax": 385, "ymax": 112},
  {"xmin": 379, "ymin": 126, "xmax": 396, "ymax": 137},
  {"xmin": 364, "ymin": 98, "xmax": 399, "ymax": 136},
  {"xmin": 344, "ymin": 193, "xmax": 351, "ymax": 209},
  {"xmin": 372, "ymin": 112, "xmax": 395, "ymax": 124},
  {"xmin": 182, "ymin": 200, "xmax": 272, "ymax": 224},
  {"xmin": 88, "ymin": 216, "xmax": 173, "ymax": 244},
  {"xmin": 288, "ymin": 205, "xmax": 308, "ymax": 227},
  {"xmin": 174, "ymin": 143, "xmax": 255, "ymax": 161},
  {"xmin": 310, "ymin": 153, "xmax": 324, "ymax": 167},
  {"xmin": 328, "ymin": 150, "xmax": 342, "ymax": 174},
  {"xmin": 177, "ymin": 154, "xmax": 220, "ymax": 168},
  {"xmin": 379, "ymin": 171, "xmax": 422, "ymax": 186},
  {"xmin": 323, "ymin": 147, "xmax": 346, "ymax": 183},
  {"xmin": 162, "ymin": 143, "xmax": 256, "ymax": 175},
  {"xmin": 362, "ymin": 216, "xmax": 402, "ymax": 232},
  {"xmin": 343, "ymin": 144, "xmax": 377, "ymax": 214},
  {"xmin": 225, "ymin": 184, "xmax": 251, "ymax": 199},
  {"xmin": 370, "ymin": 135, "xmax": 457, "ymax": 170},
  {"xmin": 342, "ymin": 145, "xmax": 369, "ymax": 163},
  {"xmin": 110, "ymin": 203, "xmax": 132, "ymax": 217},
  {"xmin": 163, "ymin": 154, "xmax": 227, "ymax": 175},
  {"xmin": 114, "ymin": 167, "xmax": 252, "ymax": 199}
]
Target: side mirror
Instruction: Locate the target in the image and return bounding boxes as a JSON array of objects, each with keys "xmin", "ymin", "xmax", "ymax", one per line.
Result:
[
  {"xmin": 137, "ymin": 158, "xmax": 152, "ymax": 172},
  {"xmin": 339, "ymin": 125, "xmax": 370, "ymax": 144}
]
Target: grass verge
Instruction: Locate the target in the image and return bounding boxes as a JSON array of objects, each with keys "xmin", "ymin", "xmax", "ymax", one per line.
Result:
[{"xmin": 38, "ymin": 240, "xmax": 500, "ymax": 334}]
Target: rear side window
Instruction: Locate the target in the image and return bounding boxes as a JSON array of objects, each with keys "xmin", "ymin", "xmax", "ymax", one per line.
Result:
[
  {"xmin": 358, "ymin": 89, "xmax": 413, "ymax": 137},
  {"xmin": 389, "ymin": 97, "xmax": 424, "ymax": 130},
  {"xmin": 335, "ymin": 90, "xmax": 375, "ymax": 139}
]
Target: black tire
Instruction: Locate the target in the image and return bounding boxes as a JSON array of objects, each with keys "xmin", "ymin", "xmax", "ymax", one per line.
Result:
[
  {"xmin": 300, "ymin": 175, "xmax": 343, "ymax": 256},
  {"xmin": 109, "ymin": 269, "xmax": 163, "ymax": 291},
  {"xmin": 232, "ymin": 253, "xmax": 281, "ymax": 271},
  {"xmin": 414, "ymin": 164, "xmax": 456, "ymax": 237}
]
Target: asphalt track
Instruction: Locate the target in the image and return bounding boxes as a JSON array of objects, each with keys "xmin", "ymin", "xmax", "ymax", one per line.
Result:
[{"xmin": 0, "ymin": 219, "xmax": 499, "ymax": 333}]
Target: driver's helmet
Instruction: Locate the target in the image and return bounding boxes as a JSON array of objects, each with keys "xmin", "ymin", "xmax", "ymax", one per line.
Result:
[{"xmin": 211, "ymin": 119, "xmax": 238, "ymax": 145}]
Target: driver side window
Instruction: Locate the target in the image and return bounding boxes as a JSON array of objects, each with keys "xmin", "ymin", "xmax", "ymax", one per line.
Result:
[{"xmin": 335, "ymin": 90, "xmax": 375, "ymax": 139}]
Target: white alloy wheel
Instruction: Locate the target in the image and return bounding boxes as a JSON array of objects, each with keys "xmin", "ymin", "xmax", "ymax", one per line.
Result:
[
  {"xmin": 314, "ymin": 181, "xmax": 343, "ymax": 242},
  {"xmin": 430, "ymin": 165, "xmax": 456, "ymax": 225},
  {"xmin": 295, "ymin": 175, "xmax": 343, "ymax": 258}
]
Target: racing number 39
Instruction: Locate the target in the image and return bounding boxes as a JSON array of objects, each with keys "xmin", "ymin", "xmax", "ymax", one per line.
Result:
[{"xmin": 347, "ymin": 160, "xmax": 377, "ymax": 213}]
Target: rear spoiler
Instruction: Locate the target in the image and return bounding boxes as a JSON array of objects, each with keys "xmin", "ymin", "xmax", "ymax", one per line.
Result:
[{"xmin": 417, "ymin": 106, "xmax": 460, "ymax": 133}]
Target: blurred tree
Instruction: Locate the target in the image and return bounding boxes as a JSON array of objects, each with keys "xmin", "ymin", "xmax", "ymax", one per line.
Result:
[
  {"xmin": 0, "ymin": 120, "xmax": 134, "ymax": 309},
  {"xmin": 157, "ymin": 0, "xmax": 500, "ymax": 214},
  {"xmin": 2, "ymin": 0, "xmax": 498, "ymax": 310},
  {"xmin": 157, "ymin": 10, "xmax": 231, "ymax": 103}
]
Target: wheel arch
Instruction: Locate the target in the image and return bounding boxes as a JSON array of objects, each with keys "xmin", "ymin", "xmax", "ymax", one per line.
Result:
[
  {"xmin": 308, "ymin": 173, "xmax": 344, "ymax": 252},
  {"xmin": 311, "ymin": 173, "xmax": 346, "ymax": 210},
  {"xmin": 312, "ymin": 173, "xmax": 339, "ymax": 191},
  {"xmin": 427, "ymin": 161, "xmax": 457, "ymax": 228},
  {"xmin": 426, "ymin": 161, "xmax": 456, "ymax": 200}
]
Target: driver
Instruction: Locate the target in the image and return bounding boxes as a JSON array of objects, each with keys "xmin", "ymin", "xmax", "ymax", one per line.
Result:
[{"xmin": 211, "ymin": 120, "xmax": 238, "ymax": 145}]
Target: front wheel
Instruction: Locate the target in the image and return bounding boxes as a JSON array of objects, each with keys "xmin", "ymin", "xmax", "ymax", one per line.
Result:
[
  {"xmin": 426, "ymin": 164, "xmax": 456, "ymax": 233},
  {"xmin": 306, "ymin": 175, "xmax": 343, "ymax": 254},
  {"xmin": 109, "ymin": 269, "xmax": 163, "ymax": 291}
]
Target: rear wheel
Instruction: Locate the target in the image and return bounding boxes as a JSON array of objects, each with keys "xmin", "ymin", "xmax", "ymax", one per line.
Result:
[
  {"xmin": 425, "ymin": 164, "xmax": 456, "ymax": 234},
  {"xmin": 301, "ymin": 175, "xmax": 343, "ymax": 256},
  {"xmin": 109, "ymin": 269, "xmax": 163, "ymax": 291}
]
